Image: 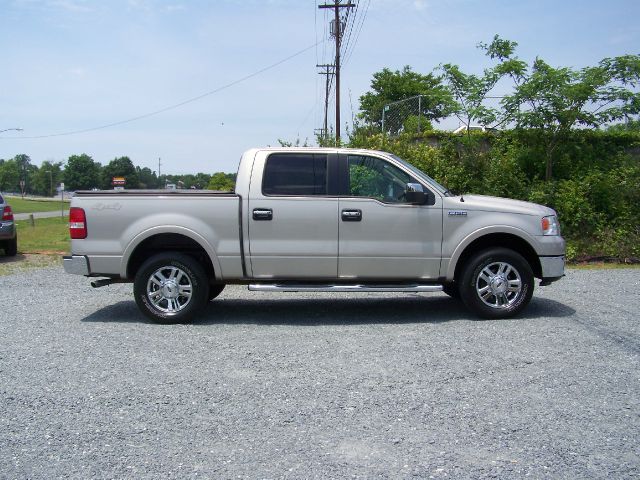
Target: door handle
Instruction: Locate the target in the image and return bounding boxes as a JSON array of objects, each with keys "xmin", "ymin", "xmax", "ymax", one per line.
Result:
[
  {"xmin": 341, "ymin": 209, "xmax": 362, "ymax": 222},
  {"xmin": 253, "ymin": 208, "xmax": 273, "ymax": 221}
]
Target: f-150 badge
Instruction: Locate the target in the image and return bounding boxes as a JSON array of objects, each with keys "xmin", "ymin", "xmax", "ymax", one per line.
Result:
[{"xmin": 448, "ymin": 210, "xmax": 468, "ymax": 216}]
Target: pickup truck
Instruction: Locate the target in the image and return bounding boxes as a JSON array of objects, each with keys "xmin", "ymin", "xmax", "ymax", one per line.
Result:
[{"xmin": 63, "ymin": 148, "xmax": 565, "ymax": 323}]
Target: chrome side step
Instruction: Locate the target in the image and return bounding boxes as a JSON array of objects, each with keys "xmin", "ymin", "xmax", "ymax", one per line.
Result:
[{"xmin": 248, "ymin": 284, "xmax": 443, "ymax": 293}]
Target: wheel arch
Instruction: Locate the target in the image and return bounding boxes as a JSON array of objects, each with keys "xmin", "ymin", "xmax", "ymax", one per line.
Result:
[
  {"xmin": 447, "ymin": 228, "xmax": 542, "ymax": 282},
  {"xmin": 123, "ymin": 227, "xmax": 220, "ymax": 282}
]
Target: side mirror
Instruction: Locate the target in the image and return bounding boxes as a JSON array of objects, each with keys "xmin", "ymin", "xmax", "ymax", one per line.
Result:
[{"xmin": 405, "ymin": 183, "xmax": 435, "ymax": 205}]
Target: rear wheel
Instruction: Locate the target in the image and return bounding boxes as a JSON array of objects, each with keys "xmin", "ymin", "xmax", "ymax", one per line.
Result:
[
  {"xmin": 134, "ymin": 252, "xmax": 209, "ymax": 324},
  {"xmin": 459, "ymin": 248, "xmax": 533, "ymax": 319},
  {"xmin": 5, "ymin": 235, "xmax": 17, "ymax": 257}
]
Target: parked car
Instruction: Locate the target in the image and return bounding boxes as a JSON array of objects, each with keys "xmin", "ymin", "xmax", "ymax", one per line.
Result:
[{"xmin": 0, "ymin": 194, "xmax": 17, "ymax": 256}]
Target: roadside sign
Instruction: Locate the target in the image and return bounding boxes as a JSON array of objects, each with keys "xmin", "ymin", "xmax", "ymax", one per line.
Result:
[{"xmin": 112, "ymin": 177, "xmax": 125, "ymax": 186}]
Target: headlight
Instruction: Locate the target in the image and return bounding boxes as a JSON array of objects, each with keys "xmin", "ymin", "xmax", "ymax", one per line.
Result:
[{"xmin": 542, "ymin": 215, "xmax": 560, "ymax": 236}]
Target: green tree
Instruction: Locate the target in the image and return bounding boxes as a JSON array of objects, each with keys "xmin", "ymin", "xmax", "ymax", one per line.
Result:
[
  {"xmin": 136, "ymin": 166, "xmax": 159, "ymax": 189},
  {"xmin": 358, "ymin": 66, "xmax": 454, "ymax": 134},
  {"xmin": 31, "ymin": 161, "xmax": 64, "ymax": 196},
  {"xmin": 102, "ymin": 156, "xmax": 138, "ymax": 189},
  {"xmin": 607, "ymin": 119, "xmax": 640, "ymax": 132},
  {"xmin": 504, "ymin": 54, "xmax": 640, "ymax": 180},
  {"xmin": 440, "ymin": 36, "xmax": 526, "ymax": 134},
  {"xmin": 0, "ymin": 158, "xmax": 20, "ymax": 192},
  {"xmin": 64, "ymin": 154, "xmax": 102, "ymax": 191},
  {"xmin": 207, "ymin": 172, "xmax": 235, "ymax": 191}
]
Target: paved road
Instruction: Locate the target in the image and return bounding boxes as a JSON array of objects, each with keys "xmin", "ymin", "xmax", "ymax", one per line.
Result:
[{"xmin": 1, "ymin": 267, "xmax": 639, "ymax": 478}]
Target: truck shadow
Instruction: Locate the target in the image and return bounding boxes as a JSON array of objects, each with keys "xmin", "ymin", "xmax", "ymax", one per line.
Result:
[{"xmin": 80, "ymin": 295, "xmax": 575, "ymax": 325}]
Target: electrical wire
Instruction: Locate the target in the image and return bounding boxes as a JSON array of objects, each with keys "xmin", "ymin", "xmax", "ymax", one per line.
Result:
[
  {"xmin": 3, "ymin": 41, "xmax": 321, "ymax": 140},
  {"xmin": 343, "ymin": 0, "xmax": 369, "ymax": 66}
]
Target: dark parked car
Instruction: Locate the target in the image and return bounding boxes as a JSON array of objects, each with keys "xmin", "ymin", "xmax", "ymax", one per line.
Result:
[{"xmin": 0, "ymin": 194, "xmax": 17, "ymax": 256}]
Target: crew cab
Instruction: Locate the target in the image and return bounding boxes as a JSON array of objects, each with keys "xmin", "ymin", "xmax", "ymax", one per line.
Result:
[{"xmin": 63, "ymin": 148, "xmax": 565, "ymax": 323}]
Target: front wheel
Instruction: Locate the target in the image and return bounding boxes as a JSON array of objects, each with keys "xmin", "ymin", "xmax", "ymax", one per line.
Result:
[
  {"xmin": 459, "ymin": 248, "xmax": 534, "ymax": 319},
  {"xmin": 134, "ymin": 252, "xmax": 209, "ymax": 324}
]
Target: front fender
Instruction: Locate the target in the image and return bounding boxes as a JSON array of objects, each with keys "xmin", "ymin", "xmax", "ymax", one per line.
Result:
[{"xmin": 445, "ymin": 225, "xmax": 537, "ymax": 280}]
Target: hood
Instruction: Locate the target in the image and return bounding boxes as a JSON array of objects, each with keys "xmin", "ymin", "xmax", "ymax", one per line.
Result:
[{"xmin": 443, "ymin": 194, "xmax": 556, "ymax": 217}]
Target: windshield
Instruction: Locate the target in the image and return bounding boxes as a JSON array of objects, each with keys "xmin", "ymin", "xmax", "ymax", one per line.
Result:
[{"xmin": 388, "ymin": 154, "xmax": 452, "ymax": 196}]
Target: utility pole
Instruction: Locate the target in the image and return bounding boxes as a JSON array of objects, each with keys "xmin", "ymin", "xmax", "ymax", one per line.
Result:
[
  {"xmin": 316, "ymin": 63, "xmax": 334, "ymax": 143},
  {"xmin": 319, "ymin": 0, "xmax": 354, "ymax": 145}
]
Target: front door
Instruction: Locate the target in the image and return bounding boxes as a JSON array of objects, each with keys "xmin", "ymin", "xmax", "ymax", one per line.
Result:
[{"xmin": 338, "ymin": 154, "xmax": 443, "ymax": 280}]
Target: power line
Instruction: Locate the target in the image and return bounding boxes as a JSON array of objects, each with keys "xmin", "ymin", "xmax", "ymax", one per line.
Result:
[
  {"xmin": 343, "ymin": 0, "xmax": 369, "ymax": 65},
  {"xmin": 3, "ymin": 41, "xmax": 321, "ymax": 140}
]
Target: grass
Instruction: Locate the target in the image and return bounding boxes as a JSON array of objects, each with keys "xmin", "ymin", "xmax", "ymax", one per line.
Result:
[
  {"xmin": 568, "ymin": 262, "xmax": 640, "ymax": 270},
  {"xmin": 15, "ymin": 216, "xmax": 70, "ymax": 254},
  {"xmin": 4, "ymin": 195, "xmax": 70, "ymax": 214}
]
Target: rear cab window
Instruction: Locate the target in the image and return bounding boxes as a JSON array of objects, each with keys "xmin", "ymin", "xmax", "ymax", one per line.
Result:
[{"xmin": 262, "ymin": 153, "xmax": 328, "ymax": 196}]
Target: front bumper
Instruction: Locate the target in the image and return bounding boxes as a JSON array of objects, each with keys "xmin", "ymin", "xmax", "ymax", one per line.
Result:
[
  {"xmin": 539, "ymin": 255, "xmax": 565, "ymax": 284},
  {"xmin": 63, "ymin": 255, "xmax": 90, "ymax": 276}
]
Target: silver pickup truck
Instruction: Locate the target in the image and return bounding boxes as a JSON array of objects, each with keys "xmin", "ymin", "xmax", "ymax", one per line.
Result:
[{"xmin": 63, "ymin": 148, "xmax": 565, "ymax": 323}]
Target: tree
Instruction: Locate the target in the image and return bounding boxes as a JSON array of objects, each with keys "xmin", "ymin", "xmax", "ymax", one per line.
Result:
[
  {"xmin": 439, "ymin": 36, "xmax": 526, "ymax": 134},
  {"xmin": 207, "ymin": 172, "xmax": 235, "ymax": 191},
  {"xmin": 503, "ymin": 54, "xmax": 640, "ymax": 180},
  {"xmin": 64, "ymin": 154, "xmax": 102, "ymax": 191},
  {"xmin": 358, "ymin": 66, "xmax": 454, "ymax": 134},
  {"xmin": 607, "ymin": 119, "xmax": 640, "ymax": 132},
  {"xmin": 102, "ymin": 156, "xmax": 138, "ymax": 189},
  {"xmin": 136, "ymin": 166, "xmax": 159, "ymax": 189},
  {"xmin": 0, "ymin": 158, "xmax": 20, "ymax": 193},
  {"xmin": 31, "ymin": 161, "xmax": 64, "ymax": 196}
]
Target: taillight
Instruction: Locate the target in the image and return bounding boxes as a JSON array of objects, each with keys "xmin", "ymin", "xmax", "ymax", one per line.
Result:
[
  {"xmin": 2, "ymin": 206, "xmax": 13, "ymax": 221},
  {"xmin": 69, "ymin": 207, "xmax": 87, "ymax": 239}
]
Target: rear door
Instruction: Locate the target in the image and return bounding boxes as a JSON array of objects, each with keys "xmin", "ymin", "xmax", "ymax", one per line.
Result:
[
  {"xmin": 338, "ymin": 153, "xmax": 443, "ymax": 280},
  {"xmin": 247, "ymin": 151, "xmax": 339, "ymax": 279}
]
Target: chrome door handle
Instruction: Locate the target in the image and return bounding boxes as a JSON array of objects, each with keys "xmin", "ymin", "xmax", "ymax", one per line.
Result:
[
  {"xmin": 341, "ymin": 209, "xmax": 362, "ymax": 221},
  {"xmin": 253, "ymin": 208, "xmax": 273, "ymax": 221}
]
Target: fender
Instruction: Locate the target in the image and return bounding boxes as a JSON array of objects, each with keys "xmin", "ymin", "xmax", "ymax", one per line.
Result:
[
  {"xmin": 445, "ymin": 225, "xmax": 537, "ymax": 280},
  {"xmin": 120, "ymin": 225, "xmax": 223, "ymax": 281}
]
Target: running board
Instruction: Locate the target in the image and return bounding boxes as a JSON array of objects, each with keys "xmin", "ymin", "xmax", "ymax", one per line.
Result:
[{"xmin": 248, "ymin": 284, "xmax": 443, "ymax": 293}]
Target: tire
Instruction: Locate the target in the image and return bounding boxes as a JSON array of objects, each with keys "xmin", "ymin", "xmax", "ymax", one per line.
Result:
[
  {"xmin": 442, "ymin": 282, "xmax": 460, "ymax": 299},
  {"xmin": 208, "ymin": 283, "xmax": 225, "ymax": 301},
  {"xmin": 459, "ymin": 247, "xmax": 534, "ymax": 319},
  {"xmin": 5, "ymin": 235, "xmax": 17, "ymax": 257},
  {"xmin": 134, "ymin": 252, "xmax": 209, "ymax": 324}
]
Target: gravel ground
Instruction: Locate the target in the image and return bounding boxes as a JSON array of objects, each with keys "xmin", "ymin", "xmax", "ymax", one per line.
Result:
[{"xmin": 1, "ymin": 266, "xmax": 639, "ymax": 479}]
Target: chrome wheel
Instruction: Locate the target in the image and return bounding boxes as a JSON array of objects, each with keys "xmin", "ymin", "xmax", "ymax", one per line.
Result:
[
  {"xmin": 146, "ymin": 265, "xmax": 193, "ymax": 313},
  {"xmin": 475, "ymin": 261, "xmax": 522, "ymax": 309}
]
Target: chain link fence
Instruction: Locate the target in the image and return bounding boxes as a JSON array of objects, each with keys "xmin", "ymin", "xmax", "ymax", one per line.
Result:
[{"xmin": 381, "ymin": 95, "xmax": 506, "ymax": 137}]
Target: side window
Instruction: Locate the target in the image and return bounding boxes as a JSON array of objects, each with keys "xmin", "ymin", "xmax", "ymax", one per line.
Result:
[
  {"xmin": 348, "ymin": 155, "xmax": 416, "ymax": 203},
  {"xmin": 262, "ymin": 154, "xmax": 328, "ymax": 196}
]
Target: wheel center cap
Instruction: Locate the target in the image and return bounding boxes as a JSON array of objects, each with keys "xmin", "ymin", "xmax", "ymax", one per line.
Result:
[
  {"xmin": 490, "ymin": 275, "xmax": 508, "ymax": 295},
  {"xmin": 161, "ymin": 280, "xmax": 179, "ymax": 299}
]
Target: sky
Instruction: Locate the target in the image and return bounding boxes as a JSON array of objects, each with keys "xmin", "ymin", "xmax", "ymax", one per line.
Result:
[{"xmin": 1, "ymin": 0, "xmax": 639, "ymax": 174}]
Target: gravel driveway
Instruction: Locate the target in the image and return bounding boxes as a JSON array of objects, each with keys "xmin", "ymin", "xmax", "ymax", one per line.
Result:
[{"xmin": 1, "ymin": 266, "xmax": 639, "ymax": 479}]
